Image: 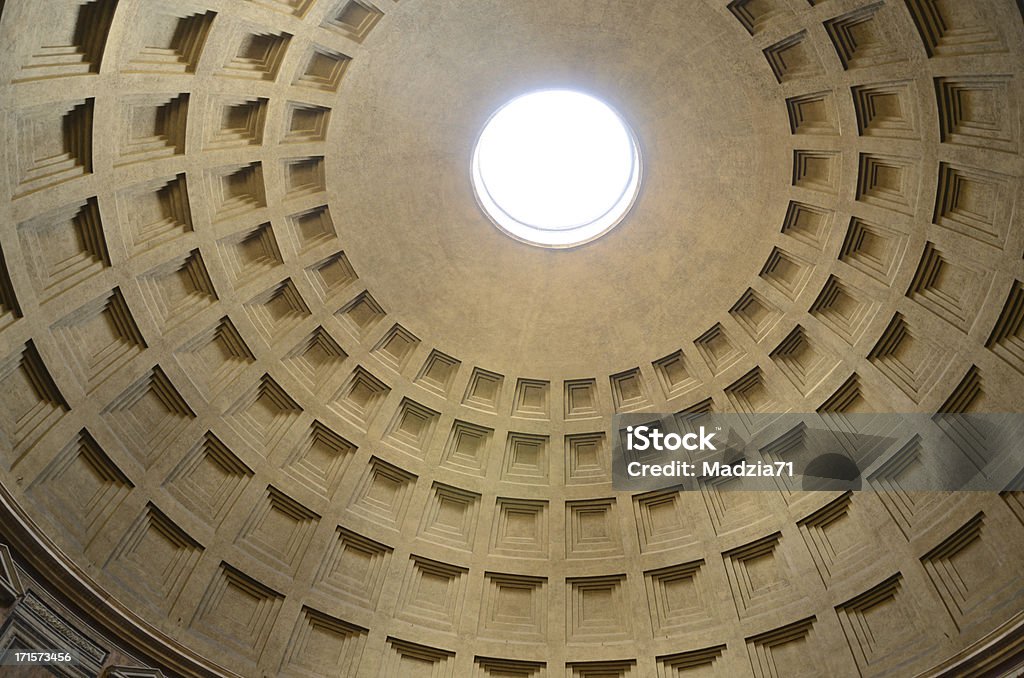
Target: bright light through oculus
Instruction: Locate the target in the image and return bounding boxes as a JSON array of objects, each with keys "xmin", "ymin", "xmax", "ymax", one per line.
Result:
[{"xmin": 472, "ymin": 90, "xmax": 641, "ymax": 248}]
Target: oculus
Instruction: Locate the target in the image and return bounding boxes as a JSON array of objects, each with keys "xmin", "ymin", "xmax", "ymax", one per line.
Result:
[{"xmin": 472, "ymin": 89, "xmax": 641, "ymax": 248}]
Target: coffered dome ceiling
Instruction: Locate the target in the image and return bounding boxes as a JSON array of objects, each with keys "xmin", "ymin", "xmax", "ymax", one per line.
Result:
[{"xmin": 0, "ymin": 0, "xmax": 1022, "ymax": 676}]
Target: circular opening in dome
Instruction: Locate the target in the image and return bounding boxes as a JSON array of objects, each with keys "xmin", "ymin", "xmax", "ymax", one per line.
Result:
[{"xmin": 472, "ymin": 89, "xmax": 642, "ymax": 248}]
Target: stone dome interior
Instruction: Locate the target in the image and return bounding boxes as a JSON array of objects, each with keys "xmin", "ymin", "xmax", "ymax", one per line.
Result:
[{"xmin": 0, "ymin": 0, "xmax": 1022, "ymax": 676}]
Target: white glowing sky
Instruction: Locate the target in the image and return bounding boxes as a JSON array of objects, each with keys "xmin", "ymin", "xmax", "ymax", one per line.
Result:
[{"xmin": 474, "ymin": 90, "xmax": 637, "ymax": 233}]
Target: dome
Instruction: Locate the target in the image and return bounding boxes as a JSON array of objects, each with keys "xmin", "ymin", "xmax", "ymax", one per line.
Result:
[{"xmin": 0, "ymin": 0, "xmax": 1023, "ymax": 676}]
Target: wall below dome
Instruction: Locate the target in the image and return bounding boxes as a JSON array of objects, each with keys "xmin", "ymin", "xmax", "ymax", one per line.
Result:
[{"xmin": 0, "ymin": 0, "xmax": 1023, "ymax": 676}]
